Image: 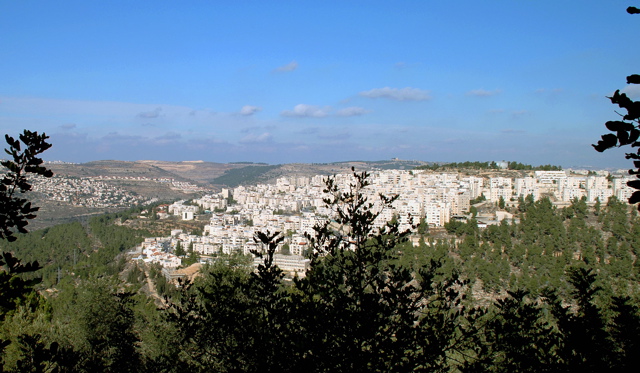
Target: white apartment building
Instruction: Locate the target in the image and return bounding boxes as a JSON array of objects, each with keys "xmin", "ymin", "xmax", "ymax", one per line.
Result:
[
  {"xmin": 424, "ymin": 202, "xmax": 450, "ymax": 227},
  {"xmin": 587, "ymin": 188, "xmax": 613, "ymax": 203},
  {"xmin": 168, "ymin": 201, "xmax": 199, "ymax": 216},
  {"xmin": 289, "ymin": 234, "xmax": 309, "ymax": 256},
  {"xmin": 613, "ymin": 177, "xmax": 635, "ymax": 201},
  {"xmin": 534, "ymin": 171, "xmax": 567, "ymax": 184},
  {"xmin": 453, "ymin": 190, "xmax": 470, "ymax": 214},
  {"xmin": 137, "ymin": 245, "xmax": 181, "ymax": 268},
  {"xmin": 489, "ymin": 177, "xmax": 513, "ymax": 202},
  {"xmin": 561, "ymin": 187, "xmax": 587, "ymax": 201},
  {"xmin": 194, "ymin": 195, "xmax": 227, "ymax": 211},
  {"xmin": 515, "ymin": 177, "xmax": 540, "ymax": 201},
  {"xmin": 461, "ymin": 176, "xmax": 484, "ymax": 199},
  {"xmin": 586, "ymin": 176, "xmax": 609, "ymax": 190},
  {"xmin": 253, "ymin": 254, "xmax": 310, "ymax": 277}
]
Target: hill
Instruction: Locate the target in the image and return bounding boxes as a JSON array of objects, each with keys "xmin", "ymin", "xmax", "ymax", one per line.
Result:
[
  {"xmin": 25, "ymin": 159, "xmax": 452, "ymax": 229},
  {"xmin": 48, "ymin": 160, "xmax": 185, "ymax": 180}
]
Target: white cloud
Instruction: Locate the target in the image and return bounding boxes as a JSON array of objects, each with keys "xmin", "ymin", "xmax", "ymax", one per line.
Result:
[
  {"xmin": 153, "ymin": 132, "xmax": 182, "ymax": 144},
  {"xmin": 239, "ymin": 105, "xmax": 262, "ymax": 116},
  {"xmin": 501, "ymin": 129, "xmax": 526, "ymax": 134},
  {"xmin": 239, "ymin": 132, "xmax": 272, "ymax": 144},
  {"xmin": 535, "ymin": 88, "xmax": 563, "ymax": 94},
  {"xmin": 295, "ymin": 127, "xmax": 320, "ymax": 135},
  {"xmin": 137, "ymin": 107, "xmax": 162, "ymax": 119},
  {"xmin": 336, "ymin": 106, "xmax": 369, "ymax": 116},
  {"xmin": 511, "ymin": 110, "xmax": 529, "ymax": 119},
  {"xmin": 281, "ymin": 104, "xmax": 330, "ymax": 118},
  {"xmin": 274, "ymin": 60, "xmax": 298, "ymax": 72},
  {"xmin": 394, "ymin": 62, "xmax": 421, "ymax": 70},
  {"xmin": 466, "ymin": 89, "xmax": 502, "ymax": 97},
  {"xmin": 317, "ymin": 131, "xmax": 351, "ymax": 140},
  {"xmin": 359, "ymin": 87, "xmax": 431, "ymax": 101}
]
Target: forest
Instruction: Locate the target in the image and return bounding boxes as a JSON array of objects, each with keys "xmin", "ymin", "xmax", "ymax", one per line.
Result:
[
  {"xmin": 1, "ymin": 131, "xmax": 639, "ymax": 372},
  {"xmin": 415, "ymin": 161, "xmax": 562, "ymax": 172},
  {"xmin": 211, "ymin": 164, "xmax": 281, "ymax": 188}
]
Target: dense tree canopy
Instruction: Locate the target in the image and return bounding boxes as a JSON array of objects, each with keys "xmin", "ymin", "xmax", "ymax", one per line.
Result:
[{"xmin": 416, "ymin": 161, "xmax": 561, "ymax": 171}]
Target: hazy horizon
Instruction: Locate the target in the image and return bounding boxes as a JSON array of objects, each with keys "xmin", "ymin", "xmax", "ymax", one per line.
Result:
[{"xmin": 39, "ymin": 158, "xmax": 629, "ymax": 171}]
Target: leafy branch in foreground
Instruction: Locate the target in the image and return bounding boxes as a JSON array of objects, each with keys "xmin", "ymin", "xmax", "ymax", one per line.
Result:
[
  {"xmin": 1, "ymin": 130, "xmax": 53, "ymax": 316},
  {"xmin": 1, "ymin": 130, "xmax": 53, "ymax": 242},
  {"xmin": 0, "ymin": 130, "xmax": 54, "ymax": 370},
  {"xmin": 593, "ymin": 6, "xmax": 640, "ymax": 210}
]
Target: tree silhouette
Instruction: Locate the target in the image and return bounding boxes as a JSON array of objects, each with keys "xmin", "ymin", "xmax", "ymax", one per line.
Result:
[
  {"xmin": 0, "ymin": 130, "xmax": 56, "ymax": 370},
  {"xmin": 593, "ymin": 6, "xmax": 640, "ymax": 210},
  {"xmin": 0, "ymin": 131, "xmax": 52, "ymax": 314},
  {"xmin": 0, "ymin": 131, "xmax": 53, "ymax": 242}
]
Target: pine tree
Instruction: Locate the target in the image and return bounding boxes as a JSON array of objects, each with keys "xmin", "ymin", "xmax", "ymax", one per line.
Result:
[{"xmin": 174, "ymin": 241, "xmax": 186, "ymax": 257}]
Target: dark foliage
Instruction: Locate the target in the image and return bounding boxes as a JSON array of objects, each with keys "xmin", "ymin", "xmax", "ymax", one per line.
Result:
[
  {"xmin": 0, "ymin": 130, "xmax": 56, "ymax": 371},
  {"xmin": 0, "ymin": 131, "xmax": 52, "ymax": 301},
  {"xmin": 0, "ymin": 130, "xmax": 52, "ymax": 242},
  {"xmin": 416, "ymin": 161, "xmax": 561, "ymax": 171},
  {"xmin": 211, "ymin": 164, "xmax": 280, "ymax": 187},
  {"xmin": 160, "ymin": 169, "xmax": 481, "ymax": 372},
  {"xmin": 0, "ymin": 130, "xmax": 52, "ymax": 326},
  {"xmin": 593, "ymin": 6, "xmax": 640, "ymax": 210}
]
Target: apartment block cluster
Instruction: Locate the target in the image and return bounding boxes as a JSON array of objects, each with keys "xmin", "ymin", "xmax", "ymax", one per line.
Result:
[
  {"xmin": 490, "ymin": 170, "xmax": 634, "ymax": 205},
  {"xmin": 94, "ymin": 175, "xmax": 208, "ymax": 193},
  {"xmin": 29, "ymin": 174, "xmax": 148, "ymax": 208},
  {"xmin": 130, "ymin": 228, "xmax": 312, "ymax": 277},
  {"xmin": 24, "ymin": 173, "xmax": 208, "ymax": 208},
  {"xmin": 132, "ymin": 168, "xmax": 635, "ymax": 273},
  {"xmin": 132, "ymin": 237, "xmax": 182, "ymax": 269}
]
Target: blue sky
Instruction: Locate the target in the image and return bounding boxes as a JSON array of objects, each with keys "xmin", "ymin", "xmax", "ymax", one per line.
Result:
[{"xmin": 1, "ymin": 1, "xmax": 638, "ymax": 168}]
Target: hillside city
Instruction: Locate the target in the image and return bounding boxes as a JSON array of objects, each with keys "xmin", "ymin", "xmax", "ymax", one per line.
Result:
[
  {"xmin": 28, "ymin": 174, "xmax": 207, "ymax": 208},
  {"xmin": 4, "ymin": 2, "xmax": 640, "ymax": 370},
  {"xmin": 130, "ymin": 167, "xmax": 636, "ymax": 278}
]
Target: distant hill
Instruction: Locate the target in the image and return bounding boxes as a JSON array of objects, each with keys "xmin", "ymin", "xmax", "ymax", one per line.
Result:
[
  {"xmin": 47, "ymin": 159, "xmax": 433, "ymax": 189},
  {"xmin": 208, "ymin": 160, "xmax": 431, "ymax": 187},
  {"xmin": 355, "ymin": 159, "xmax": 430, "ymax": 170},
  {"xmin": 26, "ymin": 158, "xmax": 538, "ymax": 230},
  {"xmin": 211, "ymin": 164, "xmax": 282, "ymax": 187},
  {"xmin": 48, "ymin": 160, "xmax": 185, "ymax": 180},
  {"xmin": 136, "ymin": 160, "xmax": 246, "ymax": 185}
]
